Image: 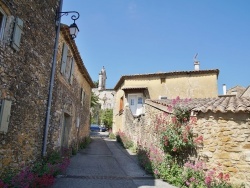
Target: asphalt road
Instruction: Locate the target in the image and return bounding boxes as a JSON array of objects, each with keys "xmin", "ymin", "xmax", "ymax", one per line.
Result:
[{"xmin": 53, "ymin": 131, "xmax": 175, "ymax": 188}]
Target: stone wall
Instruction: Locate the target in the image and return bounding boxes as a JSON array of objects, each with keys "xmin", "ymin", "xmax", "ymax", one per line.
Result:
[
  {"xmin": 123, "ymin": 102, "xmax": 250, "ymax": 186},
  {"xmin": 192, "ymin": 111, "xmax": 250, "ymax": 185},
  {"xmin": 0, "ymin": 0, "xmax": 59, "ymax": 174}
]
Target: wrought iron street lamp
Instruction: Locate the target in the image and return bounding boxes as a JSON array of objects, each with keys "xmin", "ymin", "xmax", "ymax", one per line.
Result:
[
  {"xmin": 58, "ymin": 11, "xmax": 80, "ymax": 39},
  {"xmin": 42, "ymin": 0, "xmax": 80, "ymax": 157}
]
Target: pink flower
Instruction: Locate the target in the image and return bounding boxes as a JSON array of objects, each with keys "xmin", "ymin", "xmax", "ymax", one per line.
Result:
[
  {"xmin": 186, "ymin": 181, "xmax": 190, "ymax": 186},
  {"xmin": 223, "ymin": 174, "xmax": 230, "ymax": 181},
  {"xmin": 205, "ymin": 176, "xmax": 212, "ymax": 185}
]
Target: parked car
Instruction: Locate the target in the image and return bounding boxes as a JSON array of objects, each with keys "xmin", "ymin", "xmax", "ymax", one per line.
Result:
[
  {"xmin": 99, "ymin": 125, "xmax": 106, "ymax": 132},
  {"xmin": 90, "ymin": 124, "xmax": 100, "ymax": 132}
]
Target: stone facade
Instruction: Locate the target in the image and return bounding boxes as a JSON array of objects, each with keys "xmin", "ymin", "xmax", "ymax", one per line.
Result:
[
  {"xmin": 123, "ymin": 99, "xmax": 250, "ymax": 186},
  {"xmin": 0, "ymin": 0, "xmax": 94, "ymax": 176},
  {"xmin": 192, "ymin": 111, "xmax": 250, "ymax": 186},
  {"xmin": 48, "ymin": 25, "xmax": 94, "ymax": 152},
  {"xmin": 0, "ymin": 0, "xmax": 59, "ymax": 173}
]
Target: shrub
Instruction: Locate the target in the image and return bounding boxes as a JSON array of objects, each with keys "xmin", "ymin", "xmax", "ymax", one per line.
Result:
[
  {"xmin": 79, "ymin": 136, "xmax": 91, "ymax": 149},
  {"xmin": 109, "ymin": 132, "xmax": 116, "ymax": 139},
  {"xmin": 0, "ymin": 150, "xmax": 70, "ymax": 187}
]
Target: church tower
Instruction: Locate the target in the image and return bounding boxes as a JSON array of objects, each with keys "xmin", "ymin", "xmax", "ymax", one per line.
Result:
[{"xmin": 98, "ymin": 66, "xmax": 107, "ymax": 90}]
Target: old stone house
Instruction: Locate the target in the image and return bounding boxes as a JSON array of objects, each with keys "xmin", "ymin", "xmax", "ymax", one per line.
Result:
[
  {"xmin": 0, "ymin": 0, "xmax": 94, "ymax": 175},
  {"xmin": 113, "ymin": 67, "xmax": 219, "ymax": 133},
  {"xmin": 0, "ymin": 0, "xmax": 60, "ymax": 174},
  {"xmin": 123, "ymin": 97, "xmax": 250, "ymax": 186},
  {"xmin": 48, "ymin": 24, "xmax": 94, "ymax": 152}
]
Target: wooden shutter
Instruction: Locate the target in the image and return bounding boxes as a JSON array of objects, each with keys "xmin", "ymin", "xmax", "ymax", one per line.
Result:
[
  {"xmin": 11, "ymin": 17, "xmax": 23, "ymax": 51},
  {"xmin": 0, "ymin": 100, "xmax": 12, "ymax": 133},
  {"xmin": 69, "ymin": 58, "xmax": 75, "ymax": 84},
  {"xmin": 119, "ymin": 97, "xmax": 123, "ymax": 111},
  {"xmin": 60, "ymin": 43, "xmax": 68, "ymax": 75}
]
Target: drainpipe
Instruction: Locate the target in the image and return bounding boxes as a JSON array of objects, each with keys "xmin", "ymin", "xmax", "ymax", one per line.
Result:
[{"xmin": 42, "ymin": 0, "xmax": 64, "ymax": 157}]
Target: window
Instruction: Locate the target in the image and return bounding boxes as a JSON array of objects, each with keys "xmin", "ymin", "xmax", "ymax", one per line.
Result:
[
  {"xmin": 119, "ymin": 96, "xmax": 124, "ymax": 114},
  {"xmin": 80, "ymin": 88, "xmax": 85, "ymax": 105},
  {"xmin": 138, "ymin": 97, "xmax": 143, "ymax": 104},
  {"xmin": 0, "ymin": 7, "xmax": 7, "ymax": 40},
  {"xmin": 130, "ymin": 99, "xmax": 134, "ymax": 105},
  {"xmin": 60, "ymin": 43, "xmax": 75, "ymax": 84}
]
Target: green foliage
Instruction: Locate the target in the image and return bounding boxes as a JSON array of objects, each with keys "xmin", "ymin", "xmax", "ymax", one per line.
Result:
[
  {"xmin": 93, "ymin": 80, "xmax": 99, "ymax": 88},
  {"xmin": 109, "ymin": 132, "xmax": 116, "ymax": 139},
  {"xmin": 45, "ymin": 151, "xmax": 62, "ymax": 164},
  {"xmin": 79, "ymin": 136, "xmax": 91, "ymax": 149},
  {"xmin": 116, "ymin": 130, "xmax": 134, "ymax": 149},
  {"xmin": 100, "ymin": 109, "xmax": 113, "ymax": 129},
  {"xmin": 91, "ymin": 91, "xmax": 100, "ymax": 108},
  {"xmin": 157, "ymin": 159, "xmax": 183, "ymax": 186}
]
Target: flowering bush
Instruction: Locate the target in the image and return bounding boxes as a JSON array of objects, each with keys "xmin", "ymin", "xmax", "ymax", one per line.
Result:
[
  {"xmin": 116, "ymin": 130, "xmax": 134, "ymax": 149},
  {"xmin": 0, "ymin": 151, "xmax": 70, "ymax": 188},
  {"xmin": 183, "ymin": 161, "xmax": 232, "ymax": 188},
  {"xmin": 161, "ymin": 97, "xmax": 196, "ymax": 156}
]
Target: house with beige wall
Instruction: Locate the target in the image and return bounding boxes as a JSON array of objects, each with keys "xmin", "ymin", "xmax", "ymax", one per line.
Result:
[{"xmin": 112, "ymin": 68, "xmax": 219, "ymax": 133}]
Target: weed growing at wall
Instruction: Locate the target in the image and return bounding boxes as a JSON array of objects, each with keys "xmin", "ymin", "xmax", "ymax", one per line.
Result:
[{"xmin": 116, "ymin": 130, "xmax": 134, "ymax": 149}]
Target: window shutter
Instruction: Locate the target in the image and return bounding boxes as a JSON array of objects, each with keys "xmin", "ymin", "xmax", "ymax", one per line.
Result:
[
  {"xmin": 81, "ymin": 88, "xmax": 85, "ymax": 105},
  {"xmin": 11, "ymin": 17, "xmax": 23, "ymax": 51},
  {"xmin": 60, "ymin": 43, "xmax": 68, "ymax": 75},
  {"xmin": 0, "ymin": 100, "xmax": 12, "ymax": 133},
  {"xmin": 69, "ymin": 58, "xmax": 75, "ymax": 84}
]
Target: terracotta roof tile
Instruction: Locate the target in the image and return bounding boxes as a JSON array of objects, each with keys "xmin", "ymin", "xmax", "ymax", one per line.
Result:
[{"xmin": 147, "ymin": 97, "xmax": 250, "ymax": 113}]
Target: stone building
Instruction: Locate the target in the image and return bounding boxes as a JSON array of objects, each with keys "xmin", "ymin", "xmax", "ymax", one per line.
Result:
[
  {"xmin": 113, "ymin": 66, "xmax": 219, "ymax": 133},
  {"xmin": 0, "ymin": 0, "xmax": 94, "ymax": 175},
  {"xmin": 122, "ymin": 97, "xmax": 250, "ymax": 186},
  {"xmin": 48, "ymin": 24, "xmax": 94, "ymax": 152},
  {"xmin": 0, "ymin": 0, "xmax": 60, "ymax": 174}
]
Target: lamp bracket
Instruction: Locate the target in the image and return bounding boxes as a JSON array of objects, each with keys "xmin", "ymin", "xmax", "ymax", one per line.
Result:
[{"xmin": 57, "ymin": 11, "xmax": 80, "ymax": 23}]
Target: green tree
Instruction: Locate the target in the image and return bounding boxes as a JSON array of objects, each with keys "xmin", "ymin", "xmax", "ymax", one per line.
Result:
[
  {"xmin": 91, "ymin": 91, "xmax": 99, "ymax": 108},
  {"xmin": 90, "ymin": 92, "xmax": 101, "ymax": 124},
  {"xmin": 100, "ymin": 109, "xmax": 113, "ymax": 130},
  {"xmin": 93, "ymin": 80, "xmax": 98, "ymax": 88}
]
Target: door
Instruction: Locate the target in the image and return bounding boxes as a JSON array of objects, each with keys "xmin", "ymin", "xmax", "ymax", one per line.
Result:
[
  {"xmin": 61, "ymin": 113, "xmax": 71, "ymax": 148},
  {"xmin": 128, "ymin": 94, "xmax": 144, "ymax": 116},
  {"xmin": 129, "ymin": 95, "xmax": 137, "ymax": 115}
]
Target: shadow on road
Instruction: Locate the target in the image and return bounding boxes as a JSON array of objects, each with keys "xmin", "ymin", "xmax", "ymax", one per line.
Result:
[{"xmin": 53, "ymin": 131, "xmax": 175, "ymax": 188}]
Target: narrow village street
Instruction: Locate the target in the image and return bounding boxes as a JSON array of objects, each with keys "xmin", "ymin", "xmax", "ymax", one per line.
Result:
[{"xmin": 53, "ymin": 132, "xmax": 175, "ymax": 188}]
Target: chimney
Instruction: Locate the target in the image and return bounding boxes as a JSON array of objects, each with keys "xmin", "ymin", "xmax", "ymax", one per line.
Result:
[
  {"xmin": 223, "ymin": 84, "xmax": 227, "ymax": 95},
  {"xmin": 194, "ymin": 61, "xmax": 200, "ymax": 71},
  {"xmin": 193, "ymin": 53, "xmax": 200, "ymax": 71}
]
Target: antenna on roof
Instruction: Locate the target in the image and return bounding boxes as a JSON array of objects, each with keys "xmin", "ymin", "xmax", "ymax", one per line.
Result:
[{"xmin": 193, "ymin": 53, "xmax": 200, "ymax": 71}]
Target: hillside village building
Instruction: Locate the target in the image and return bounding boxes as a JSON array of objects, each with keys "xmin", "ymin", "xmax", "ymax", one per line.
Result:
[
  {"xmin": 0, "ymin": 0, "xmax": 93, "ymax": 174},
  {"xmin": 113, "ymin": 63, "xmax": 219, "ymax": 133}
]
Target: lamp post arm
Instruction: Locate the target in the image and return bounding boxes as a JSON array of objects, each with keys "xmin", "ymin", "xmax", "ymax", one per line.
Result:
[{"xmin": 58, "ymin": 11, "xmax": 80, "ymax": 22}]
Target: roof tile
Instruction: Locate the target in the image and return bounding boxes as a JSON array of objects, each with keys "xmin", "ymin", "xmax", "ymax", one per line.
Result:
[{"xmin": 147, "ymin": 97, "xmax": 250, "ymax": 113}]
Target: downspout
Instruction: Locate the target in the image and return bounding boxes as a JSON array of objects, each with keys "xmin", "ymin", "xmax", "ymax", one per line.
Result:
[{"xmin": 42, "ymin": 0, "xmax": 64, "ymax": 157}]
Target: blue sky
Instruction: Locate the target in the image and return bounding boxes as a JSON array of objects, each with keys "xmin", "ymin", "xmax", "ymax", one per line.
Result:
[{"xmin": 61, "ymin": 0, "xmax": 250, "ymax": 94}]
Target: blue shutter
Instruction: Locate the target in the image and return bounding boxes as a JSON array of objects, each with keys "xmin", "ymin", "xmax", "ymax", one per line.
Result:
[
  {"xmin": 12, "ymin": 17, "xmax": 23, "ymax": 51},
  {"xmin": 60, "ymin": 43, "xmax": 68, "ymax": 75},
  {"xmin": 69, "ymin": 58, "xmax": 75, "ymax": 84},
  {"xmin": 0, "ymin": 100, "xmax": 12, "ymax": 133}
]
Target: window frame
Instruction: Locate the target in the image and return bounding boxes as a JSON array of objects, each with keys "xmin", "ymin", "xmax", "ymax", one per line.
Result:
[{"xmin": 0, "ymin": 6, "xmax": 7, "ymax": 40}]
